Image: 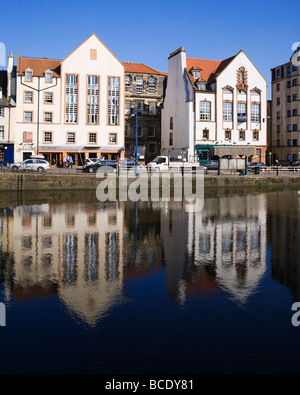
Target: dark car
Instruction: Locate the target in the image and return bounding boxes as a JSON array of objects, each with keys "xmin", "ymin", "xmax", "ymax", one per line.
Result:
[
  {"xmin": 205, "ymin": 160, "xmax": 219, "ymax": 170},
  {"xmin": 82, "ymin": 160, "xmax": 118, "ymax": 173}
]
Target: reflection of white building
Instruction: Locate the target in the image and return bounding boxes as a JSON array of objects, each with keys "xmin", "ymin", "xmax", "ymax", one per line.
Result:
[
  {"xmin": 0, "ymin": 202, "xmax": 124, "ymax": 326},
  {"xmin": 160, "ymin": 194, "xmax": 267, "ymax": 305}
]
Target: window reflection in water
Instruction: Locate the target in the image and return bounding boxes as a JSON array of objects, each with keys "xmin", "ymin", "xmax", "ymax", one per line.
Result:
[{"xmin": 63, "ymin": 235, "xmax": 77, "ymax": 284}]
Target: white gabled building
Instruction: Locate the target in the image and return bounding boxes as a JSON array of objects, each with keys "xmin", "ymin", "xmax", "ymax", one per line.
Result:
[
  {"xmin": 15, "ymin": 34, "xmax": 125, "ymax": 165},
  {"xmin": 161, "ymin": 47, "xmax": 267, "ymax": 164}
]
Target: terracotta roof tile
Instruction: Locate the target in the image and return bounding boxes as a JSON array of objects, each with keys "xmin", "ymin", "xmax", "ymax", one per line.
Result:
[
  {"xmin": 186, "ymin": 55, "xmax": 235, "ymax": 86},
  {"xmin": 18, "ymin": 57, "xmax": 61, "ymax": 77},
  {"xmin": 122, "ymin": 62, "xmax": 167, "ymax": 76}
]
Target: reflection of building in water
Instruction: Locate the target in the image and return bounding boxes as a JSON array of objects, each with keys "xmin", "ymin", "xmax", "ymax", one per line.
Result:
[
  {"xmin": 268, "ymin": 190, "xmax": 300, "ymax": 301},
  {"xmin": 122, "ymin": 202, "xmax": 164, "ymax": 278},
  {"xmin": 0, "ymin": 202, "xmax": 124, "ymax": 326},
  {"xmin": 160, "ymin": 194, "xmax": 267, "ymax": 305}
]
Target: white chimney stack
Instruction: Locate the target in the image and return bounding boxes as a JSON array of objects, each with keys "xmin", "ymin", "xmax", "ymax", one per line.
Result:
[{"xmin": 7, "ymin": 52, "xmax": 14, "ymax": 98}]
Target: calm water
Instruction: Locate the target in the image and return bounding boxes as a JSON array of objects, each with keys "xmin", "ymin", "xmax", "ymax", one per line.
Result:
[{"xmin": 0, "ymin": 188, "xmax": 300, "ymax": 375}]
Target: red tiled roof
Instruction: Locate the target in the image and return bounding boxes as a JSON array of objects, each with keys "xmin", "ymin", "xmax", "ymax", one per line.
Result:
[
  {"xmin": 17, "ymin": 57, "xmax": 61, "ymax": 77},
  {"xmin": 186, "ymin": 55, "xmax": 235, "ymax": 85},
  {"xmin": 122, "ymin": 62, "xmax": 167, "ymax": 76}
]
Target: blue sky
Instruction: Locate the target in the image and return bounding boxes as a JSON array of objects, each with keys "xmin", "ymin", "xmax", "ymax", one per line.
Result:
[{"xmin": 1, "ymin": 0, "xmax": 299, "ymax": 98}]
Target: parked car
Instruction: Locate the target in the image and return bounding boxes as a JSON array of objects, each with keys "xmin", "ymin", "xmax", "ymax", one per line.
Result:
[
  {"xmin": 247, "ymin": 162, "xmax": 266, "ymax": 168},
  {"xmin": 293, "ymin": 161, "xmax": 300, "ymax": 167},
  {"xmin": 118, "ymin": 159, "xmax": 143, "ymax": 171},
  {"xmin": 82, "ymin": 160, "xmax": 118, "ymax": 173},
  {"xmin": 10, "ymin": 155, "xmax": 50, "ymax": 173},
  {"xmin": 205, "ymin": 160, "xmax": 219, "ymax": 170},
  {"xmin": 85, "ymin": 158, "xmax": 100, "ymax": 165},
  {"xmin": 118, "ymin": 159, "xmax": 136, "ymax": 168}
]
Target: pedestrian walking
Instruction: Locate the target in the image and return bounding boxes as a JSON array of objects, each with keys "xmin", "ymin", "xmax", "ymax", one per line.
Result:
[
  {"xmin": 63, "ymin": 156, "xmax": 67, "ymax": 168},
  {"xmin": 69, "ymin": 155, "xmax": 73, "ymax": 169}
]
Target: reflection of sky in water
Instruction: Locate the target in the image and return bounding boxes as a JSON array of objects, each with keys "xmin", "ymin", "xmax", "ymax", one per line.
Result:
[{"xmin": 0, "ymin": 190, "xmax": 299, "ymax": 374}]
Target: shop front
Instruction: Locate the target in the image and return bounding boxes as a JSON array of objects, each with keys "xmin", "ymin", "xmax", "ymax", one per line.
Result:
[{"xmin": 38, "ymin": 146, "xmax": 125, "ymax": 166}]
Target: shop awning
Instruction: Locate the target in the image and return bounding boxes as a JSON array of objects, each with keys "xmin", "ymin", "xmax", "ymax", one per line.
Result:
[{"xmin": 207, "ymin": 145, "xmax": 255, "ymax": 158}]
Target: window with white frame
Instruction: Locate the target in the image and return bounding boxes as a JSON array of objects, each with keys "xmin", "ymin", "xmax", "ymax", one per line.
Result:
[
  {"xmin": 0, "ymin": 107, "xmax": 4, "ymax": 117},
  {"xmin": 45, "ymin": 72, "xmax": 52, "ymax": 82},
  {"xmin": 26, "ymin": 70, "xmax": 33, "ymax": 82},
  {"xmin": 203, "ymin": 129, "xmax": 209, "ymax": 139},
  {"xmin": 44, "ymin": 112, "xmax": 52, "ymax": 123},
  {"xmin": 193, "ymin": 70, "xmax": 201, "ymax": 79},
  {"xmin": 148, "ymin": 77, "xmax": 156, "ymax": 94},
  {"xmin": 0, "ymin": 126, "xmax": 4, "ymax": 140},
  {"xmin": 198, "ymin": 82, "xmax": 206, "ymax": 91},
  {"xmin": 251, "ymin": 103, "xmax": 260, "ymax": 122},
  {"xmin": 87, "ymin": 75, "xmax": 99, "ymax": 124},
  {"xmin": 24, "ymin": 111, "xmax": 33, "ymax": 122},
  {"xmin": 108, "ymin": 77, "xmax": 119, "ymax": 125},
  {"xmin": 24, "ymin": 92, "xmax": 33, "ymax": 103},
  {"xmin": 125, "ymin": 75, "xmax": 130, "ymax": 92},
  {"xmin": 109, "ymin": 133, "xmax": 117, "ymax": 143},
  {"xmin": 44, "ymin": 92, "xmax": 53, "ymax": 103},
  {"xmin": 136, "ymin": 77, "xmax": 143, "ymax": 94},
  {"xmin": 65, "ymin": 74, "xmax": 78, "ymax": 123},
  {"xmin": 253, "ymin": 130, "xmax": 259, "ymax": 141},
  {"xmin": 44, "ymin": 132, "xmax": 52, "ymax": 143},
  {"xmin": 200, "ymin": 101, "xmax": 211, "ymax": 120},
  {"xmin": 225, "ymin": 130, "xmax": 231, "ymax": 140},
  {"xmin": 67, "ymin": 132, "xmax": 75, "ymax": 143},
  {"xmin": 223, "ymin": 102, "xmax": 233, "ymax": 121},
  {"xmin": 89, "ymin": 133, "xmax": 97, "ymax": 143},
  {"xmin": 237, "ymin": 103, "xmax": 247, "ymax": 122}
]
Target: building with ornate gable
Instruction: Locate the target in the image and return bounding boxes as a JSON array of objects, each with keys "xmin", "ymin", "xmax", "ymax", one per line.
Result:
[{"xmin": 161, "ymin": 47, "xmax": 267, "ymax": 164}]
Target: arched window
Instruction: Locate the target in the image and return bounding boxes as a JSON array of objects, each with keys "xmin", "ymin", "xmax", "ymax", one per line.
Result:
[
  {"xmin": 125, "ymin": 75, "xmax": 131, "ymax": 92},
  {"xmin": 136, "ymin": 77, "xmax": 143, "ymax": 94}
]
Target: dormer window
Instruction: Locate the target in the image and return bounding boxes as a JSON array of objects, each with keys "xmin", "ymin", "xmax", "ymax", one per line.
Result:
[
  {"xmin": 45, "ymin": 70, "xmax": 53, "ymax": 83},
  {"xmin": 193, "ymin": 70, "xmax": 201, "ymax": 79},
  {"xmin": 198, "ymin": 82, "xmax": 206, "ymax": 91},
  {"xmin": 25, "ymin": 69, "xmax": 33, "ymax": 82}
]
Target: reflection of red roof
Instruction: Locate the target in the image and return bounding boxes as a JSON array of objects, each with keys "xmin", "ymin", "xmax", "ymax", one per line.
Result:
[
  {"xmin": 186, "ymin": 55, "xmax": 235, "ymax": 85},
  {"xmin": 17, "ymin": 57, "xmax": 61, "ymax": 77},
  {"xmin": 122, "ymin": 62, "xmax": 167, "ymax": 76},
  {"xmin": 185, "ymin": 271, "xmax": 220, "ymax": 298}
]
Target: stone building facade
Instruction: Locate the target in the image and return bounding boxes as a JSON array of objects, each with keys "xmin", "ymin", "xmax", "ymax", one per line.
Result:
[
  {"xmin": 270, "ymin": 48, "xmax": 300, "ymax": 164},
  {"xmin": 123, "ymin": 62, "xmax": 167, "ymax": 163}
]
